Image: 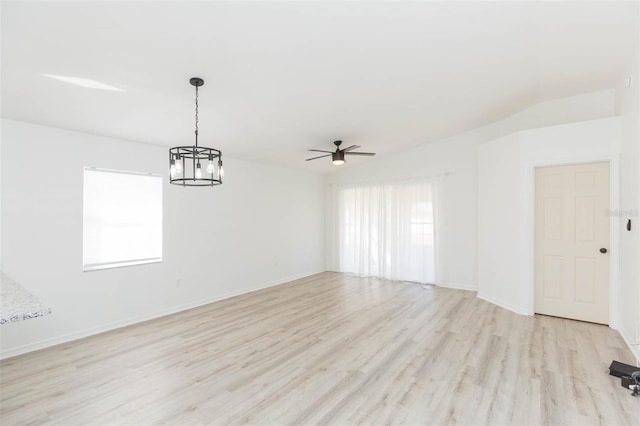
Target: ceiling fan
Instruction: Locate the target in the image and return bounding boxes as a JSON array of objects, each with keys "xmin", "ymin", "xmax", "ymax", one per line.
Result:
[{"xmin": 306, "ymin": 140, "xmax": 376, "ymax": 165}]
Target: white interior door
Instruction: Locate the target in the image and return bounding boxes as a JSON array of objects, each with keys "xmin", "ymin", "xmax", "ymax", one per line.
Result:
[{"xmin": 535, "ymin": 161, "xmax": 610, "ymax": 324}]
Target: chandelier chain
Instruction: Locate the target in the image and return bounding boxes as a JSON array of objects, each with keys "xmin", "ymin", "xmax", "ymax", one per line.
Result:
[{"xmin": 195, "ymin": 85, "xmax": 199, "ymax": 145}]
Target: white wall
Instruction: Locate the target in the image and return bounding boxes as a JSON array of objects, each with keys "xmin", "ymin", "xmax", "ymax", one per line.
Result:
[
  {"xmin": 615, "ymin": 40, "xmax": 640, "ymax": 360},
  {"xmin": 0, "ymin": 122, "xmax": 2, "ymax": 267},
  {"xmin": 477, "ymin": 133, "xmax": 523, "ymax": 312},
  {"xmin": 478, "ymin": 117, "xmax": 621, "ymax": 320},
  {"xmin": 0, "ymin": 119, "xmax": 325, "ymax": 359},
  {"xmin": 326, "ymin": 90, "xmax": 616, "ymax": 290}
]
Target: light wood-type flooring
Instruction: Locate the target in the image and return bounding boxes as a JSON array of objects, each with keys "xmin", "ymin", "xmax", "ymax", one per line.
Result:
[{"xmin": 1, "ymin": 272, "xmax": 638, "ymax": 425}]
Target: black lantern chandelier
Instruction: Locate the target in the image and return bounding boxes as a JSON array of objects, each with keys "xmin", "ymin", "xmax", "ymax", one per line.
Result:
[{"xmin": 169, "ymin": 77, "xmax": 223, "ymax": 186}]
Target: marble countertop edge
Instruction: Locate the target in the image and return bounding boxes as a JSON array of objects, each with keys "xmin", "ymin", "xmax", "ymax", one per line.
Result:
[{"xmin": 0, "ymin": 271, "xmax": 52, "ymax": 325}]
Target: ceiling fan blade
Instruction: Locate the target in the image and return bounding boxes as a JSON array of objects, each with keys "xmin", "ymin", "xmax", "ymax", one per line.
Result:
[
  {"xmin": 305, "ymin": 154, "xmax": 332, "ymax": 161},
  {"xmin": 344, "ymin": 152, "xmax": 376, "ymax": 156},
  {"xmin": 341, "ymin": 145, "xmax": 361, "ymax": 152},
  {"xmin": 308, "ymin": 149, "xmax": 334, "ymax": 153}
]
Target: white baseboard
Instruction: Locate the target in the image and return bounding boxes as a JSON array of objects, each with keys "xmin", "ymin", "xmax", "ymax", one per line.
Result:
[
  {"xmin": 321, "ymin": 271, "xmax": 478, "ymax": 292},
  {"xmin": 477, "ymin": 292, "xmax": 531, "ymax": 316},
  {"xmin": 619, "ymin": 326, "xmax": 640, "ymax": 365},
  {"xmin": 0, "ymin": 270, "xmax": 325, "ymax": 360},
  {"xmin": 436, "ymin": 282, "xmax": 478, "ymax": 292}
]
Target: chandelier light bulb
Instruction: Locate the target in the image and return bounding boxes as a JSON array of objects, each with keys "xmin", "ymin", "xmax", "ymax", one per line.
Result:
[
  {"xmin": 170, "ymin": 160, "xmax": 177, "ymax": 178},
  {"xmin": 175, "ymin": 156, "xmax": 182, "ymax": 172},
  {"xmin": 207, "ymin": 160, "xmax": 215, "ymax": 174},
  {"xmin": 195, "ymin": 163, "xmax": 203, "ymax": 179}
]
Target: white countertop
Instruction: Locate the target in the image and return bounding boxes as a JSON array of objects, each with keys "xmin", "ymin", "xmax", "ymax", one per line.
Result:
[{"xmin": 0, "ymin": 272, "xmax": 51, "ymax": 324}]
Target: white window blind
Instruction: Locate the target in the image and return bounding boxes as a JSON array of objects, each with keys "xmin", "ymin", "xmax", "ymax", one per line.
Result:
[{"xmin": 83, "ymin": 167, "xmax": 163, "ymax": 271}]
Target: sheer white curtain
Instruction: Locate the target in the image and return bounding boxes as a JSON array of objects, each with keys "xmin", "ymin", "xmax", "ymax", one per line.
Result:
[{"xmin": 327, "ymin": 177, "xmax": 442, "ymax": 284}]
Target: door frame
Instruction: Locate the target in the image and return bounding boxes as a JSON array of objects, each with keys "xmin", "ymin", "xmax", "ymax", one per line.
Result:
[{"xmin": 523, "ymin": 155, "xmax": 620, "ymax": 329}]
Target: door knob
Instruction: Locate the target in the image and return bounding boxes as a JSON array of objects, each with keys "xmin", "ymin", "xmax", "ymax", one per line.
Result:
[{"xmin": 600, "ymin": 248, "xmax": 608, "ymax": 254}]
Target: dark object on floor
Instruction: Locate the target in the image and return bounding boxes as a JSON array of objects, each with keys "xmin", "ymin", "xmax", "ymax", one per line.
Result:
[
  {"xmin": 611, "ymin": 361, "xmax": 640, "ymax": 397},
  {"xmin": 609, "ymin": 360, "xmax": 639, "ymax": 378},
  {"xmin": 621, "ymin": 375, "xmax": 636, "ymax": 388},
  {"xmin": 629, "ymin": 372, "xmax": 640, "ymax": 397}
]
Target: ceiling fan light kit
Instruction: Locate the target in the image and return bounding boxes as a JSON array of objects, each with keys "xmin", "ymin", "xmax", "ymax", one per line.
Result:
[
  {"xmin": 169, "ymin": 77, "xmax": 224, "ymax": 187},
  {"xmin": 306, "ymin": 140, "xmax": 375, "ymax": 165}
]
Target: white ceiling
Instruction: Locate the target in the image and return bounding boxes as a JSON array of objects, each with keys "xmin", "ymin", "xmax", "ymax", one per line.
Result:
[{"xmin": 1, "ymin": 1, "xmax": 638, "ymax": 174}]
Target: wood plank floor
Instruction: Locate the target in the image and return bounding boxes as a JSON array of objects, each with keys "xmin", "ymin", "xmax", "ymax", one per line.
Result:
[{"xmin": 1, "ymin": 272, "xmax": 638, "ymax": 425}]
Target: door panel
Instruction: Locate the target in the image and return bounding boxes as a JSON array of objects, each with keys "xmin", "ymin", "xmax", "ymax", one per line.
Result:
[
  {"xmin": 543, "ymin": 256, "xmax": 563, "ymax": 299},
  {"xmin": 574, "ymin": 257, "xmax": 596, "ymax": 303},
  {"xmin": 544, "ymin": 198, "xmax": 563, "ymax": 240},
  {"xmin": 535, "ymin": 162, "xmax": 610, "ymax": 324}
]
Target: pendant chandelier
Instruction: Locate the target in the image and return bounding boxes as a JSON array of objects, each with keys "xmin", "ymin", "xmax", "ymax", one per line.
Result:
[{"xmin": 169, "ymin": 77, "xmax": 223, "ymax": 186}]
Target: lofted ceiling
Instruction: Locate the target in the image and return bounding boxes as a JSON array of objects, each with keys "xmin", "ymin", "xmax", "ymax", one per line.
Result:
[{"xmin": 1, "ymin": 1, "xmax": 638, "ymax": 174}]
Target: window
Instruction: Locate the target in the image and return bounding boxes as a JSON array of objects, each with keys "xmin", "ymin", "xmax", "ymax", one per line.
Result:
[
  {"xmin": 330, "ymin": 178, "xmax": 439, "ymax": 284},
  {"xmin": 83, "ymin": 167, "xmax": 163, "ymax": 271}
]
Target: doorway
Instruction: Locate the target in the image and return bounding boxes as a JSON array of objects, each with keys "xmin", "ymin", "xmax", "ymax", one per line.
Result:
[{"xmin": 534, "ymin": 161, "xmax": 610, "ymax": 324}]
